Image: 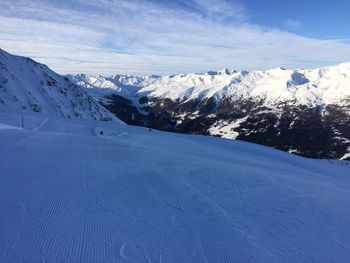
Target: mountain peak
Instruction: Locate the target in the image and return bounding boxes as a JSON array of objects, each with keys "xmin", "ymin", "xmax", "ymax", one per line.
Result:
[
  {"xmin": 73, "ymin": 62, "xmax": 350, "ymax": 107},
  {"xmin": 0, "ymin": 49, "xmax": 121, "ymax": 122}
]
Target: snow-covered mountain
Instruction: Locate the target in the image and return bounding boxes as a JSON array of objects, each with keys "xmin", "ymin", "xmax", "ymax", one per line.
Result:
[
  {"xmin": 70, "ymin": 65, "xmax": 350, "ymax": 160},
  {"xmin": 0, "ymin": 49, "xmax": 117, "ymax": 120},
  {"xmin": 1, "ymin": 111, "xmax": 350, "ymax": 262},
  {"xmin": 2, "ymin": 47, "xmax": 348, "ymax": 159},
  {"xmin": 70, "ymin": 64, "xmax": 350, "ymax": 106},
  {"xmin": 1, "ymin": 49, "xmax": 350, "ymax": 262}
]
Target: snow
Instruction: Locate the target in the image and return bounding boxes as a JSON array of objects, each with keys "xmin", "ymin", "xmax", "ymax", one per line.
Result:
[
  {"xmin": 340, "ymin": 147, "xmax": 350, "ymax": 160},
  {"xmin": 1, "ymin": 112, "xmax": 350, "ymax": 262},
  {"xmin": 0, "ymin": 49, "xmax": 120, "ymax": 122},
  {"xmin": 72, "ymin": 63, "xmax": 350, "ymax": 107},
  {"xmin": 68, "ymin": 73, "xmax": 146, "ymax": 104},
  {"xmin": 0, "ymin": 123, "xmax": 23, "ymax": 131},
  {"xmin": 209, "ymin": 116, "xmax": 249, "ymax": 139}
]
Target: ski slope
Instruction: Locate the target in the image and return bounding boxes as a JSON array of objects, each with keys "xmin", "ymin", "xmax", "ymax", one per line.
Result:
[{"xmin": 0, "ymin": 112, "xmax": 350, "ymax": 262}]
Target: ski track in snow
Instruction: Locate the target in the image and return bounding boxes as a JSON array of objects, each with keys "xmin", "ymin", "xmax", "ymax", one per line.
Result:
[
  {"xmin": 31, "ymin": 118, "xmax": 48, "ymax": 131},
  {"xmin": 0, "ymin": 113, "xmax": 350, "ymax": 262},
  {"xmin": 0, "ymin": 123, "xmax": 23, "ymax": 131}
]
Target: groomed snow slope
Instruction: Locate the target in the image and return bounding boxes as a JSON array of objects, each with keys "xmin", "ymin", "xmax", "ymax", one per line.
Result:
[{"xmin": 0, "ymin": 112, "xmax": 350, "ymax": 262}]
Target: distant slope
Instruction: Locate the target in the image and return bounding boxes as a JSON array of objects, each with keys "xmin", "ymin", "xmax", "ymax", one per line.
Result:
[
  {"xmin": 0, "ymin": 49, "xmax": 118, "ymax": 121},
  {"xmin": 70, "ymin": 65, "xmax": 350, "ymax": 159},
  {"xmin": 1, "ymin": 112, "xmax": 350, "ymax": 262}
]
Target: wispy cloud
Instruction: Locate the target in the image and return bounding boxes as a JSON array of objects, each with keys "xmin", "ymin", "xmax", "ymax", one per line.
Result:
[
  {"xmin": 189, "ymin": 0, "xmax": 247, "ymax": 22},
  {"xmin": 284, "ymin": 19, "xmax": 302, "ymax": 31},
  {"xmin": 0, "ymin": 0, "xmax": 350, "ymax": 75}
]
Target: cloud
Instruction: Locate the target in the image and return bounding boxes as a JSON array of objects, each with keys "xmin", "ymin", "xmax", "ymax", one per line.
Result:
[
  {"xmin": 0, "ymin": 0, "xmax": 350, "ymax": 76},
  {"xmin": 189, "ymin": 0, "xmax": 247, "ymax": 22},
  {"xmin": 284, "ymin": 19, "xmax": 302, "ymax": 31}
]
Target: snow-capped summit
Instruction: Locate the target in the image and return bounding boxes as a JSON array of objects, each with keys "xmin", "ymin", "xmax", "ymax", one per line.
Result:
[
  {"xmin": 139, "ymin": 64, "xmax": 350, "ymax": 105},
  {"xmin": 69, "ymin": 73, "xmax": 144, "ymax": 102},
  {"xmin": 0, "ymin": 49, "xmax": 118, "ymax": 121},
  {"xmin": 71, "ymin": 63, "xmax": 350, "ymax": 107}
]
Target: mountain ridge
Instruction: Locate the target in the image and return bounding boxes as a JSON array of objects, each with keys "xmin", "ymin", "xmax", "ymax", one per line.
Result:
[
  {"xmin": 0, "ymin": 48, "xmax": 121, "ymax": 122},
  {"xmin": 69, "ymin": 62, "xmax": 350, "ymax": 107},
  {"xmin": 69, "ymin": 63, "xmax": 350, "ymax": 160},
  {"xmin": 1, "ymin": 48, "xmax": 349, "ymax": 159}
]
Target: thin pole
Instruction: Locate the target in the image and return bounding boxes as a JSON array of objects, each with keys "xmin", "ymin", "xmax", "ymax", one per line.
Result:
[{"xmin": 22, "ymin": 114, "xmax": 24, "ymax": 129}]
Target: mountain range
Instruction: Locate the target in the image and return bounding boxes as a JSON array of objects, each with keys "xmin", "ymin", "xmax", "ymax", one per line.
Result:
[
  {"xmin": 69, "ymin": 64, "xmax": 350, "ymax": 160},
  {"xmin": 1, "ymin": 48, "xmax": 349, "ymax": 160},
  {"xmin": 1, "ymin": 48, "xmax": 350, "ymax": 262}
]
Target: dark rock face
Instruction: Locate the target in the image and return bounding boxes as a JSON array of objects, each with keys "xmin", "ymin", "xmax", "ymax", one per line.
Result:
[{"xmin": 102, "ymin": 94, "xmax": 350, "ymax": 160}]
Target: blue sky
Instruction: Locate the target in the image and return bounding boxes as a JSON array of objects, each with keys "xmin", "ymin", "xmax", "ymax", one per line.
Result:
[
  {"xmin": 0, "ymin": 0, "xmax": 350, "ymax": 75},
  {"xmin": 244, "ymin": 0, "xmax": 350, "ymax": 39}
]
